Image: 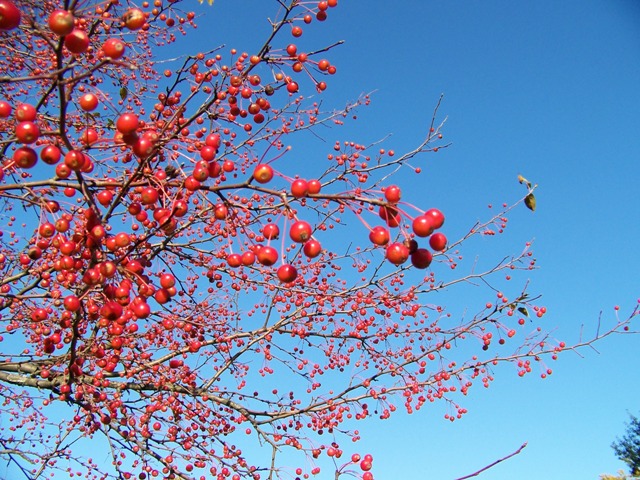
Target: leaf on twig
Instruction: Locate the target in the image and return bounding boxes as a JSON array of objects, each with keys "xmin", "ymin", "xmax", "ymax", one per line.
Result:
[
  {"xmin": 119, "ymin": 87, "xmax": 128, "ymax": 101},
  {"xmin": 524, "ymin": 193, "xmax": 536, "ymax": 212},
  {"xmin": 517, "ymin": 174, "xmax": 532, "ymax": 189},
  {"xmin": 517, "ymin": 306, "xmax": 529, "ymax": 317}
]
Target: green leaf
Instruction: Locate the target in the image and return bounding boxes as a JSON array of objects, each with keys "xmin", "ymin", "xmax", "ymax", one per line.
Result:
[
  {"xmin": 524, "ymin": 193, "xmax": 536, "ymax": 212},
  {"xmin": 517, "ymin": 306, "xmax": 529, "ymax": 317},
  {"xmin": 119, "ymin": 87, "xmax": 128, "ymax": 101}
]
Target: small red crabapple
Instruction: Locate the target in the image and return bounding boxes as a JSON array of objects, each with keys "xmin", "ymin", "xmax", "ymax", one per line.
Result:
[
  {"xmin": 262, "ymin": 223, "xmax": 280, "ymax": 240},
  {"xmin": 289, "ymin": 220, "xmax": 312, "ymax": 243},
  {"xmin": 253, "ymin": 164, "xmax": 274, "ymax": 183},
  {"xmin": 429, "ymin": 232, "xmax": 447, "ymax": 251},
  {"xmin": 425, "ymin": 208, "xmax": 445, "ymax": 229},
  {"xmin": 64, "ymin": 29, "xmax": 90, "ymax": 54},
  {"xmin": 411, "ymin": 248, "xmax": 432, "ymax": 269},
  {"xmin": 385, "ymin": 242, "xmax": 409, "ymax": 266},
  {"xmin": 303, "ymin": 239, "xmax": 322, "ymax": 258},
  {"xmin": 116, "ymin": 113, "xmax": 139, "ymax": 134},
  {"xmin": 384, "ymin": 185, "xmax": 401, "ymax": 203},
  {"xmin": 48, "ymin": 9, "xmax": 74, "ymax": 36},
  {"xmin": 368, "ymin": 226, "xmax": 390, "ymax": 246},
  {"xmin": 277, "ymin": 264, "xmax": 298, "ymax": 283},
  {"xmin": 256, "ymin": 246, "xmax": 278, "ymax": 266},
  {"xmin": 290, "ymin": 179, "xmax": 309, "ymax": 198},
  {"xmin": 0, "ymin": 0, "xmax": 21, "ymax": 31}
]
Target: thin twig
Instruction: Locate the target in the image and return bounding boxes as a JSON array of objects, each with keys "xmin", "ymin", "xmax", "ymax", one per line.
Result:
[{"xmin": 454, "ymin": 442, "xmax": 528, "ymax": 480}]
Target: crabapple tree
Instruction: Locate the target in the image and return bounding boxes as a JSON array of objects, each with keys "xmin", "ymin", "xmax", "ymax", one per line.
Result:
[{"xmin": 0, "ymin": 1, "xmax": 636, "ymax": 480}]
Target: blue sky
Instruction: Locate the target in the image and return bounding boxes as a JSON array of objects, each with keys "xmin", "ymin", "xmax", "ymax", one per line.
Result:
[{"xmin": 186, "ymin": 1, "xmax": 640, "ymax": 478}]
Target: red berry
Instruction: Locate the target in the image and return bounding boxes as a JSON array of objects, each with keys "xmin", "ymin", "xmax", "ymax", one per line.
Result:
[
  {"xmin": 40, "ymin": 145, "xmax": 61, "ymax": 165},
  {"xmin": 411, "ymin": 248, "xmax": 433, "ymax": 269},
  {"xmin": 63, "ymin": 295, "xmax": 81, "ymax": 312},
  {"xmin": 384, "ymin": 185, "xmax": 401, "ymax": 203},
  {"xmin": 102, "ymin": 38, "xmax": 126, "ymax": 59},
  {"xmin": 262, "ymin": 223, "xmax": 279, "ymax": 240},
  {"xmin": 13, "ymin": 146, "xmax": 37, "ymax": 169},
  {"xmin": 277, "ymin": 264, "xmax": 298, "ymax": 283},
  {"xmin": 369, "ymin": 226, "xmax": 390, "ymax": 246},
  {"xmin": 14, "ymin": 121, "xmax": 40, "ymax": 144},
  {"xmin": 307, "ymin": 179, "xmax": 321, "ymax": 194},
  {"xmin": 79, "ymin": 93, "xmax": 99, "ymax": 112},
  {"xmin": 412, "ymin": 215, "xmax": 435, "ymax": 237},
  {"xmin": 425, "ymin": 208, "xmax": 445, "ymax": 229},
  {"xmin": 227, "ymin": 253, "xmax": 242, "ymax": 268},
  {"xmin": 64, "ymin": 29, "xmax": 90, "ymax": 54},
  {"xmin": 0, "ymin": 0, "xmax": 21, "ymax": 31},
  {"xmin": 241, "ymin": 251, "xmax": 256, "ymax": 266},
  {"xmin": 15, "ymin": 103, "xmax": 36, "ymax": 121},
  {"xmin": 303, "ymin": 239, "xmax": 322, "ymax": 258},
  {"xmin": 123, "ymin": 8, "xmax": 146, "ymax": 31},
  {"xmin": 256, "ymin": 246, "xmax": 278, "ymax": 266},
  {"xmin": 289, "ymin": 220, "xmax": 312, "ymax": 243},
  {"xmin": 385, "ymin": 242, "xmax": 409, "ymax": 266},
  {"xmin": 0, "ymin": 100, "xmax": 11, "ymax": 118},
  {"xmin": 253, "ymin": 164, "xmax": 274, "ymax": 184},
  {"xmin": 291, "ymin": 179, "xmax": 309, "ymax": 198},
  {"xmin": 48, "ymin": 9, "xmax": 74, "ymax": 36},
  {"xmin": 116, "ymin": 113, "xmax": 139, "ymax": 134},
  {"xmin": 429, "ymin": 232, "xmax": 447, "ymax": 251}
]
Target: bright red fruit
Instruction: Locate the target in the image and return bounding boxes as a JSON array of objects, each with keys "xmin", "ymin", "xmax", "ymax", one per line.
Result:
[
  {"xmin": 277, "ymin": 264, "xmax": 298, "ymax": 283},
  {"xmin": 14, "ymin": 121, "xmax": 40, "ymax": 144},
  {"xmin": 307, "ymin": 179, "xmax": 321, "ymax": 194},
  {"xmin": 79, "ymin": 93, "xmax": 99, "ymax": 112},
  {"xmin": 15, "ymin": 103, "xmax": 36, "ymax": 121},
  {"xmin": 303, "ymin": 239, "xmax": 322, "ymax": 258},
  {"xmin": 379, "ymin": 205, "xmax": 401, "ymax": 228},
  {"xmin": 411, "ymin": 248, "xmax": 433, "ymax": 269},
  {"xmin": 412, "ymin": 215, "xmax": 435, "ymax": 237},
  {"xmin": 0, "ymin": 100, "xmax": 11, "ymax": 118},
  {"xmin": 13, "ymin": 146, "xmax": 37, "ymax": 169},
  {"xmin": 289, "ymin": 220, "xmax": 312, "ymax": 243},
  {"xmin": 253, "ymin": 164, "xmax": 274, "ymax": 183},
  {"xmin": 360, "ymin": 458, "xmax": 373, "ymax": 471},
  {"xmin": 425, "ymin": 208, "xmax": 445, "ymax": 229},
  {"xmin": 256, "ymin": 246, "xmax": 278, "ymax": 266},
  {"xmin": 116, "ymin": 113, "xmax": 139, "ymax": 134},
  {"xmin": 100, "ymin": 301, "xmax": 123, "ymax": 321},
  {"xmin": 429, "ymin": 232, "xmax": 447, "ymax": 251},
  {"xmin": 227, "ymin": 253, "xmax": 242, "ymax": 268},
  {"xmin": 159, "ymin": 273, "xmax": 176, "ymax": 289},
  {"xmin": 369, "ymin": 226, "xmax": 390, "ymax": 246},
  {"xmin": 64, "ymin": 29, "xmax": 90, "ymax": 54},
  {"xmin": 131, "ymin": 299, "xmax": 151, "ymax": 319},
  {"xmin": 262, "ymin": 223, "xmax": 280, "ymax": 240},
  {"xmin": 241, "ymin": 251, "xmax": 256, "ymax": 266},
  {"xmin": 0, "ymin": 0, "xmax": 21, "ymax": 31},
  {"xmin": 384, "ymin": 185, "xmax": 401, "ymax": 203},
  {"xmin": 48, "ymin": 9, "xmax": 74, "ymax": 36},
  {"xmin": 123, "ymin": 8, "xmax": 146, "ymax": 30},
  {"xmin": 385, "ymin": 242, "xmax": 409, "ymax": 266},
  {"xmin": 63, "ymin": 295, "xmax": 81, "ymax": 312},
  {"xmin": 64, "ymin": 150, "xmax": 87, "ymax": 171},
  {"xmin": 291, "ymin": 179, "xmax": 309, "ymax": 198},
  {"xmin": 102, "ymin": 38, "xmax": 126, "ymax": 59}
]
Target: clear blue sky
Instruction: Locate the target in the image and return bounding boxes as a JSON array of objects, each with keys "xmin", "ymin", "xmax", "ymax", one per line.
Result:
[{"xmin": 187, "ymin": 1, "xmax": 640, "ymax": 478}]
